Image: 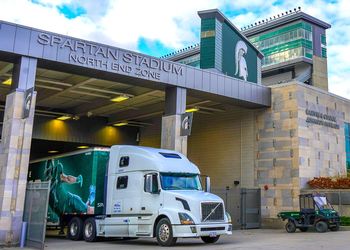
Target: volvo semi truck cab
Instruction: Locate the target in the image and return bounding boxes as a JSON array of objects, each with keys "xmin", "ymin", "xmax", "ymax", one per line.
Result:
[{"xmin": 28, "ymin": 145, "xmax": 232, "ymax": 246}]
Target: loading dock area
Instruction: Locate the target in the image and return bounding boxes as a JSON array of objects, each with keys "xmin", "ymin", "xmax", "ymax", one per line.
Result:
[{"xmin": 0, "ymin": 20, "xmax": 270, "ymax": 246}]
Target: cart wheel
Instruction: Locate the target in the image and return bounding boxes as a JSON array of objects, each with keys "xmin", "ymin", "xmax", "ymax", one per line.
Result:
[
  {"xmin": 299, "ymin": 227, "xmax": 308, "ymax": 232},
  {"xmin": 285, "ymin": 221, "xmax": 296, "ymax": 233},
  {"xmin": 330, "ymin": 223, "xmax": 340, "ymax": 232},
  {"xmin": 315, "ymin": 221, "xmax": 328, "ymax": 233}
]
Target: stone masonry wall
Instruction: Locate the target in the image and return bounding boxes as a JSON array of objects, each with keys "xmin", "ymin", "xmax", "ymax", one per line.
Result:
[
  {"xmin": 256, "ymin": 81, "xmax": 349, "ymax": 220},
  {"xmin": 256, "ymin": 83, "xmax": 300, "ymax": 218}
]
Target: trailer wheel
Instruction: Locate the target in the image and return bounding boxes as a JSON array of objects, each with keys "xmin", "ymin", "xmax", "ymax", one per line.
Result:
[
  {"xmin": 201, "ymin": 236, "xmax": 220, "ymax": 244},
  {"xmin": 156, "ymin": 218, "xmax": 177, "ymax": 246},
  {"xmin": 285, "ymin": 221, "xmax": 296, "ymax": 233},
  {"xmin": 67, "ymin": 217, "xmax": 83, "ymax": 240},
  {"xmin": 315, "ymin": 221, "xmax": 328, "ymax": 233},
  {"xmin": 83, "ymin": 217, "xmax": 97, "ymax": 242}
]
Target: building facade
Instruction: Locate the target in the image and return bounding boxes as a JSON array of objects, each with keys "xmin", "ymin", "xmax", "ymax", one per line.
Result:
[{"xmin": 0, "ymin": 7, "xmax": 348, "ymax": 246}]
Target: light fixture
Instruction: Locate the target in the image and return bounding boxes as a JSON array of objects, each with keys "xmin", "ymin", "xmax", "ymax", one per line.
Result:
[
  {"xmin": 2, "ymin": 78, "xmax": 12, "ymax": 85},
  {"xmin": 77, "ymin": 146, "xmax": 89, "ymax": 149},
  {"xmin": 185, "ymin": 107, "xmax": 199, "ymax": 113},
  {"xmin": 48, "ymin": 150, "xmax": 59, "ymax": 153},
  {"xmin": 114, "ymin": 122, "xmax": 128, "ymax": 126},
  {"xmin": 111, "ymin": 95, "xmax": 130, "ymax": 102},
  {"xmin": 56, "ymin": 115, "xmax": 71, "ymax": 121}
]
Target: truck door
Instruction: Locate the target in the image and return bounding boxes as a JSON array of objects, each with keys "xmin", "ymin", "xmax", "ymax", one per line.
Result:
[{"xmin": 137, "ymin": 173, "xmax": 162, "ymax": 234}]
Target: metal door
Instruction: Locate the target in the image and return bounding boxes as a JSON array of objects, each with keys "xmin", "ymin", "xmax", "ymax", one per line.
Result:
[
  {"xmin": 240, "ymin": 188, "xmax": 261, "ymax": 229},
  {"xmin": 23, "ymin": 181, "xmax": 50, "ymax": 249},
  {"xmin": 211, "ymin": 187, "xmax": 241, "ymax": 228}
]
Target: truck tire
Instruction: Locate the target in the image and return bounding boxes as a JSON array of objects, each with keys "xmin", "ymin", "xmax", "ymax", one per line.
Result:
[
  {"xmin": 201, "ymin": 236, "xmax": 220, "ymax": 244},
  {"xmin": 83, "ymin": 217, "xmax": 97, "ymax": 242},
  {"xmin": 315, "ymin": 221, "xmax": 328, "ymax": 233},
  {"xmin": 156, "ymin": 218, "xmax": 177, "ymax": 246},
  {"xmin": 285, "ymin": 221, "xmax": 296, "ymax": 233},
  {"xmin": 67, "ymin": 217, "xmax": 83, "ymax": 240}
]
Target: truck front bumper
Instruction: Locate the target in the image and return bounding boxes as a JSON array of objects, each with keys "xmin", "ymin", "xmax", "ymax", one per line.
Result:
[{"xmin": 172, "ymin": 223, "xmax": 232, "ymax": 238}]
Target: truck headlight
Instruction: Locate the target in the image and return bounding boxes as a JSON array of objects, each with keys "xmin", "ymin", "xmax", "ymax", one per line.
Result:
[
  {"xmin": 178, "ymin": 213, "xmax": 195, "ymax": 225},
  {"xmin": 225, "ymin": 212, "xmax": 232, "ymax": 223}
]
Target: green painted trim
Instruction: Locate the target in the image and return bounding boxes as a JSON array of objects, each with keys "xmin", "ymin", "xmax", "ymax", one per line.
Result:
[{"xmin": 249, "ymin": 21, "xmax": 312, "ymax": 43}]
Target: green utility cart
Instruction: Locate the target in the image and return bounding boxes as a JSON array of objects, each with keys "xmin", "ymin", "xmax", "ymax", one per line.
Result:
[{"xmin": 278, "ymin": 193, "xmax": 340, "ymax": 233}]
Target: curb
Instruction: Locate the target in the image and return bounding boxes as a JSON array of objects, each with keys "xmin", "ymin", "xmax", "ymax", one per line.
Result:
[{"xmin": 340, "ymin": 226, "xmax": 350, "ymax": 231}]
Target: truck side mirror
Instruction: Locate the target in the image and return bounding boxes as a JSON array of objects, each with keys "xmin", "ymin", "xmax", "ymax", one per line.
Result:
[
  {"xmin": 205, "ymin": 176, "xmax": 211, "ymax": 193},
  {"xmin": 144, "ymin": 174, "xmax": 160, "ymax": 194}
]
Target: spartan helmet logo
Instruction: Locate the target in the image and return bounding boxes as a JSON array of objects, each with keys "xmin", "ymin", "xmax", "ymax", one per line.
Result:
[{"xmin": 235, "ymin": 40, "xmax": 248, "ymax": 81}]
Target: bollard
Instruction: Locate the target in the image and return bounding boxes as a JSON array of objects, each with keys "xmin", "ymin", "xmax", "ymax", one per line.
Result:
[{"xmin": 20, "ymin": 221, "xmax": 27, "ymax": 248}]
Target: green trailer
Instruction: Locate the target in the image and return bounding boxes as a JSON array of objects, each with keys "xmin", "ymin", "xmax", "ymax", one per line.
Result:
[
  {"xmin": 28, "ymin": 148, "xmax": 110, "ymax": 235},
  {"xmin": 278, "ymin": 193, "xmax": 340, "ymax": 233}
]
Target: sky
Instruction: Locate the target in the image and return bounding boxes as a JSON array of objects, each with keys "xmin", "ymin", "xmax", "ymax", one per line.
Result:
[{"xmin": 1, "ymin": 0, "xmax": 349, "ymax": 99}]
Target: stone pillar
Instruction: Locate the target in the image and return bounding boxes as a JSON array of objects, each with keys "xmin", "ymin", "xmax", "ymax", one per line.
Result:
[
  {"xmin": 161, "ymin": 87, "xmax": 187, "ymax": 155},
  {"xmin": 0, "ymin": 57, "xmax": 37, "ymax": 246}
]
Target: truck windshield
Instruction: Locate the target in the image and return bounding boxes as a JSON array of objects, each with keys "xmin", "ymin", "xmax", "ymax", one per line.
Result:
[
  {"xmin": 160, "ymin": 173, "xmax": 202, "ymax": 191},
  {"xmin": 314, "ymin": 196, "xmax": 333, "ymax": 210}
]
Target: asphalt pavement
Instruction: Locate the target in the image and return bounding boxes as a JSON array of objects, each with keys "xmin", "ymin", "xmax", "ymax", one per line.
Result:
[{"xmin": 4, "ymin": 229, "xmax": 350, "ymax": 250}]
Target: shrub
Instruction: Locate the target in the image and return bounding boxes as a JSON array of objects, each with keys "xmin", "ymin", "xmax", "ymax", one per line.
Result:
[
  {"xmin": 341, "ymin": 216, "xmax": 350, "ymax": 226},
  {"xmin": 308, "ymin": 177, "xmax": 350, "ymax": 189}
]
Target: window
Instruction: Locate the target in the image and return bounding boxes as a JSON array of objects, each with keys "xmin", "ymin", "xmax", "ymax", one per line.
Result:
[
  {"xmin": 116, "ymin": 176, "xmax": 128, "ymax": 189},
  {"xmin": 119, "ymin": 156, "xmax": 129, "ymax": 167},
  {"xmin": 144, "ymin": 174, "xmax": 159, "ymax": 193},
  {"xmin": 345, "ymin": 123, "xmax": 350, "ymax": 171},
  {"xmin": 160, "ymin": 173, "xmax": 202, "ymax": 191}
]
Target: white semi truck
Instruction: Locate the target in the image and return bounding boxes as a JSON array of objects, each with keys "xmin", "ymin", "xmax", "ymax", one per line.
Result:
[{"xmin": 28, "ymin": 145, "xmax": 232, "ymax": 246}]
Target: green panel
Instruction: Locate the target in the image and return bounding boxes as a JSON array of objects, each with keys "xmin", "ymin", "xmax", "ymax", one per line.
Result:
[
  {"xmin": 306, "ymin": 53, "xmax": 313, "ymax": 59},
  {"xmin": 250, "ymin": 21, "xmax": 312, "ymax": 43},
  {"xmin": 345, "ymin": 123, "xmax": 350, "ymax": 170},
  {"xmin": 201, "ymin": 18, "xmax": 216, "ymax": 32},
  {"xmin": 28, "ymin": 150, "xmax": 109, "ymax": 223},
  {"xmin": 261, "ymin": 39, "xmax": 312, "ymax": 56},
  {"xmin": 321, "ymin": 34, "xmax": 327, "ymax": 45},
  {"xmin": 200, "ymin": 37, "xmax": 216, "ymax": 69},
  {"xmin": 322, "ymin": 48, "xmax": 327, "ymax": 58},
  {"xmin": 221, "ymin": 22, "xmax": 258, "ymax": 83}
]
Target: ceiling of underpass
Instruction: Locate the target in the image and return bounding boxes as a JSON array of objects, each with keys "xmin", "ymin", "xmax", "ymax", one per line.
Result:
[{"xmin": 0, "ymin": 60, "xmax": 228, "ymax": 127}]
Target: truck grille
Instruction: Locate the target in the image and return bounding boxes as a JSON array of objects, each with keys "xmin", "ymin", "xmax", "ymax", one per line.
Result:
[{"xmin": 201, "ymin": 202, "xmax": 224, "ymax": 222}]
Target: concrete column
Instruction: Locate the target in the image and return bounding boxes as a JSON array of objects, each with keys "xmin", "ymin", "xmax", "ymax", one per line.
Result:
[
  {"xmin": 161, "ymin": 87, "xmax": 187, "ymax": 155},
  {"xmin": 0, "ymin": 57, "xmax": 37, "ymax": 246}
]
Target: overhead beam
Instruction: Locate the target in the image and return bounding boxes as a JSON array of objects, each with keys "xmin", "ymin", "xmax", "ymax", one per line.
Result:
[
  {"xmin": 36, "ymin": 78, "xmax": 96, "ymax": 105},
  {"xmin": 74, "ymin": 90, "xmax": 164, "ymax": 117}
]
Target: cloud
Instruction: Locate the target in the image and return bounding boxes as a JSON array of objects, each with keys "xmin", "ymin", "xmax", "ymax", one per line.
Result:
[{"xmin": 0, "ymin": 0, "xmax": 349, "ymax": 99}]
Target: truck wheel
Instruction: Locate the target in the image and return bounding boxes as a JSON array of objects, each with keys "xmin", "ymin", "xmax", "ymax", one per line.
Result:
[
  {"xmin": 67, "ymin": 217, "xmax": 83, "ymax": 240},
  {"xmin": 330, "ymin": 223, "xmax": 340, "ymax": 232},
  {"xmin": 299, "ymin": 227, "xmax": 308, "ymax": 232},
  {"xmin": 156, "ymin": 218, "xmax": 177, "ymax": 246},
  {"xmin": 83, "ymin": 217, "xmax": 97, "ymax": 242},
  {"xmin": 201, "ymin": 236, "xmax": 220, "ymax": 243},
  {"xmin": 285, "ymin": 221, "xmax": 296, "ymax": 233},
  {"xmin": 315, "ymin": 221, "xmax": 328, "ymax": 233}
]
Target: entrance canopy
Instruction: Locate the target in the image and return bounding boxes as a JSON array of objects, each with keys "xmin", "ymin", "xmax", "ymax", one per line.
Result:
[{"xmin": 0, "ymin": 20, "xmax": 270, "ymax": 112}]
